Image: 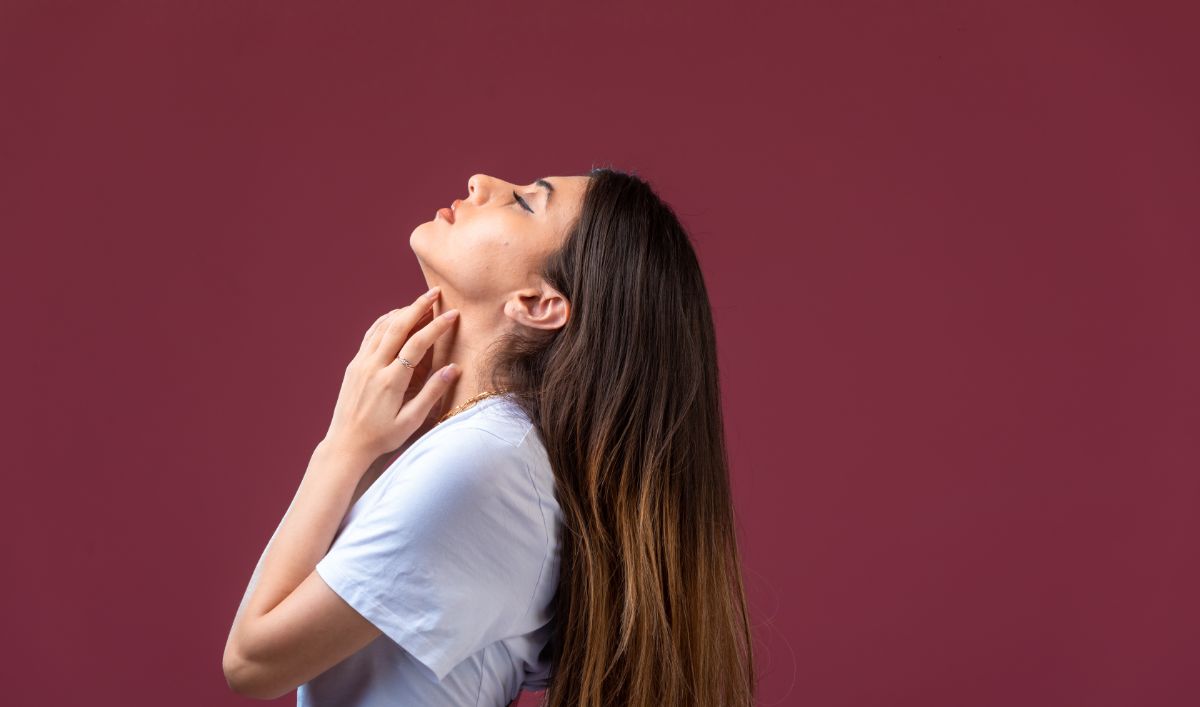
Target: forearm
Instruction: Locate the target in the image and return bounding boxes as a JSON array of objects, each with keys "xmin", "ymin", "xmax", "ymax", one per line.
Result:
[
  {"xmin": 232, "ymin": 439, "xmax": 412, "ymax": 619},
  {"xmin": 230, "ymin": 494, "xmax": 294, "ymax": 636},
  {"xmin": 226, "ymin": 441, "xmax": 372, "ymax": 659}
]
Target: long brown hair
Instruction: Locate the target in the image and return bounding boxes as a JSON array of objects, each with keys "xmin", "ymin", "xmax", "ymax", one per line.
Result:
[{"xmin": 486, "ymin": 167, "xmax": 756, "ymax": 706}]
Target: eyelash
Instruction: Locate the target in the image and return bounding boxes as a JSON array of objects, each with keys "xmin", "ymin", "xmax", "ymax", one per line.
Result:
[{"xmin": 512, "ymin": 191, "xmax": 534, "ymax": 213}]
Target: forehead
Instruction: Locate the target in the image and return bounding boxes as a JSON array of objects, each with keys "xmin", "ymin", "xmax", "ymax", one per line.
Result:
[
  {"xmin": 537, "ymin": 174, "xmax": 589, "ymax": 221},
  {"xmin": 537, "ymin": 174, "xmax": 589, "ymax": 196}
]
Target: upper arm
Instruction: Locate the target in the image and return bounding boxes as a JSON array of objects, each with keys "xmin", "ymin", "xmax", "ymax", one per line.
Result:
[{"xmin": 224, "ymin": 569, "xmax": 382, "ymax": 699}]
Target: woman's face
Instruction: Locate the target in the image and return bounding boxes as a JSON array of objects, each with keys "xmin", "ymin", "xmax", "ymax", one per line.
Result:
[{"xmin": 409, "ymin": 173, "xmax": 590, "ymax": 324}]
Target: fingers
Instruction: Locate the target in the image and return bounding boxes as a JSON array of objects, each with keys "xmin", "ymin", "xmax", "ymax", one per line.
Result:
[
  {"xmin": 385, "ymin": 307, "xmax": 459, "ymax": 372},
  {"xmin": 359, "ymin": 311, "xmax": 393, "ymax": 355},
  {"xmin": 368, "ymin": 287, "xmax": 441, "ymax": 360},
  {"xmin": 399, "ymin": 360, "xmax": 461, "ymax": 426}
]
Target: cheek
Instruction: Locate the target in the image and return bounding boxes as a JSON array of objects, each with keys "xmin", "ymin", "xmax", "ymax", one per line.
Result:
[
  {"xmin": 461, "ymin": 214, "xmax": 509, "ymax": 245},
  {"xmin": 465, "ymin": 217, "xmax": 526, "ymax": 254},
  {"xmin": 447, "ymin": 225, "xmax": 517, "ymax": 270},
  {"xmin": 456, "ymin": 216, "xmax": 549, "ymax": 273}
]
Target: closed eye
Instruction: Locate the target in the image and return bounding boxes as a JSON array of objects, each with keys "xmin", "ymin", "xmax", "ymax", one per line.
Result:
[{"xmin": 512, "ymin": 190, "xmax": 534, "ymax": 213}]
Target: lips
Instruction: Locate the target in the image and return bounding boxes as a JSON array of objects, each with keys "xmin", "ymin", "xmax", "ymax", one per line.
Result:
[{"xmin": 437, "ymin": 199, "xmax": 459, "ymax": 224}]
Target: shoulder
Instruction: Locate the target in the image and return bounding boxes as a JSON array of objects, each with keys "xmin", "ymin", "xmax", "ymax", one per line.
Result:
[
  {"xmin": 409, "ymin": 397, "xmax": 540, "ymax": 461},
  {"xmin": 361, "ymin": 397, "xmax": 557, "ymax": 529},
  {"xmin": 456, "ymin": 396, "xmax": 538, "ymax": 449},
  {"xmin": 388, "ymin": 399, "xmax": 540, "ymax": 490}
]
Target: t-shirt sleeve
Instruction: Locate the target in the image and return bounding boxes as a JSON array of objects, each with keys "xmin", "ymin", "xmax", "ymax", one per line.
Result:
[{"xmin": 314, "ymin": 426, "xmax": 551, "ymax": 682}]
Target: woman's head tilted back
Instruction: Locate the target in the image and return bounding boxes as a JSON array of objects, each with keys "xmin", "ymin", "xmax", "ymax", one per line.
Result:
[
  {"xmin": 417, "ymin": 168, "xmax": 756, "ymax": 707},
  {"xmin": 408, "ymin": 172, "xmax": 591, "ymax": 340}
]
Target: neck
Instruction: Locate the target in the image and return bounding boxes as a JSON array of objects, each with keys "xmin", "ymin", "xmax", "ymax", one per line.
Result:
[{"xmin": 427, "ymin": 298, "xmax": 508, "ymax": 419}]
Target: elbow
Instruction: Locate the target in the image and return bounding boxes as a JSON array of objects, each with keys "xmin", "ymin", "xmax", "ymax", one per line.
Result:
[
  {"xmin": 222, "ymin": 648, "xmax": 256, "ymax": 698},
  {"xmin": 223, "ymin": 644, "xmax": 283, "ymax": 700}
]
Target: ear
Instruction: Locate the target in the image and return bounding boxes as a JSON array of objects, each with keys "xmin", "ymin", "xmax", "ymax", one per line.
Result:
[{"xmin": 504, "ymin": 283, "xmax": 570, "ymax": 331}]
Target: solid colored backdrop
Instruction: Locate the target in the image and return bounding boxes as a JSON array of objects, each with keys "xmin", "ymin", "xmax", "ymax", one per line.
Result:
[{"xmin": 2, "ymin": 1, "xmax": 1197, "ymax": 705}]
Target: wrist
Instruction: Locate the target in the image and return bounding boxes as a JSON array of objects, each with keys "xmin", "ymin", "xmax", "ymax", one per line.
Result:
[{"xmin": 312, "ymin": 438, "xmax": 375, "ymax": 474}]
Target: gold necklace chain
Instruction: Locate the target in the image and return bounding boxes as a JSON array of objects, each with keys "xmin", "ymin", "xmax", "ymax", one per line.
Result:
[{"xmin": 435, "ymin": 388, "xmax": 510, "ymax": 425}]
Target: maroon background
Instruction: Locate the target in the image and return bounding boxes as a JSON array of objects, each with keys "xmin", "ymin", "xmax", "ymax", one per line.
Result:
[{"xmin": 2, "ymin": 2, "xmax": 1197, "ymax": 705}]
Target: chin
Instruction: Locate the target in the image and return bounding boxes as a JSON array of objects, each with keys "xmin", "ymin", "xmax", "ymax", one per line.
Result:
[{"xmin": 409, "ymin": 222, "xmax": 430, "ymax": 257}]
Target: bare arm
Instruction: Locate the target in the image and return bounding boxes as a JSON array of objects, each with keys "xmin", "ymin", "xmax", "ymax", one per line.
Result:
[
  {"xmin": 223, "ymin": 441, "xmax": 377, "ymax": 697},
  {"xmin": 223, "ymin": 425, "xmax": 437, "ymax": 695},
  {"xmin": 228, "ymin": 442, "xmax": 405, "ymax": 637},
  {"xmin": 230, "ymin": 495, "xmax": 293, "ymax": 632}
]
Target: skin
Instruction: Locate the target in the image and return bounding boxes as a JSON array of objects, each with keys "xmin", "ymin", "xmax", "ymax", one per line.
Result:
[
  {"xmin": 409, "ymin": 173, "xmax": 591, "ymax": 415},
  {"xmin": 223, "ymin": 173, "xmax": 588, "ymax": 699}
]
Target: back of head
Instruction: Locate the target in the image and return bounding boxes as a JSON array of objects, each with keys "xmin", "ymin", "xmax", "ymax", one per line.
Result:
[{"xmin": 487, "ymin": 167, "xmax": 756, "ymax": 707}]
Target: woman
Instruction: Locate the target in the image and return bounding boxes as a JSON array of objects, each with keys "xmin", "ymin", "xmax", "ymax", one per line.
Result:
[{"xmin": 223, "ymin": 168, "xmax": 756, "ymax": 706}]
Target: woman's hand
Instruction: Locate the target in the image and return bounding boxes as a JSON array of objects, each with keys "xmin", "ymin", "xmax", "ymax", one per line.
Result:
[{"xmin": 321, "ymin": 286, "xmax": 461, "ymax": 462}]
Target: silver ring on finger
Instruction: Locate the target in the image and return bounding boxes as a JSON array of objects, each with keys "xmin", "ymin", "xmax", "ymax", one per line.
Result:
[{"xmin": 396, "ymin": 354, "xmax": 416, "ymax": 368}]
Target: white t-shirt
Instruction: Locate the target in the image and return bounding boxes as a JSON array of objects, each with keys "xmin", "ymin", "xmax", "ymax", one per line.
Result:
[{"xmin": 296, "ymin": 394, "xmax": 562, "ymax": 707}]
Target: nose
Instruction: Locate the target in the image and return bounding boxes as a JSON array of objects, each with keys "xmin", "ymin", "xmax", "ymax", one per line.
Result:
[
  {"xmin": 467, "ymin": 173, "xmax": 507, "ymax": 204},
  {"xmin": 467, "ymin": 173, "xmax": 488, "ymax": 201}
]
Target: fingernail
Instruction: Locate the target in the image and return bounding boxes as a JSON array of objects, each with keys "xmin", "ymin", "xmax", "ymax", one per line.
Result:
[
  {"xmin": 425, "ymin": 286, "xmax": 441, "ymax": 298},
  {"xmin": 440, "ymin": 363, "xmax": 459, "ymax": 380},
  {"xmin": 441, "ymin": 309, "xmax": 459, "ymax": 320}
]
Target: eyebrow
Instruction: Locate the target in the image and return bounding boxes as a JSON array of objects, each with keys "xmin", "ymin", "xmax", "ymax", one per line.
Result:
[{"xmin": 535, "ymin": 178, "xmax": 554, "ymax": 210}]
